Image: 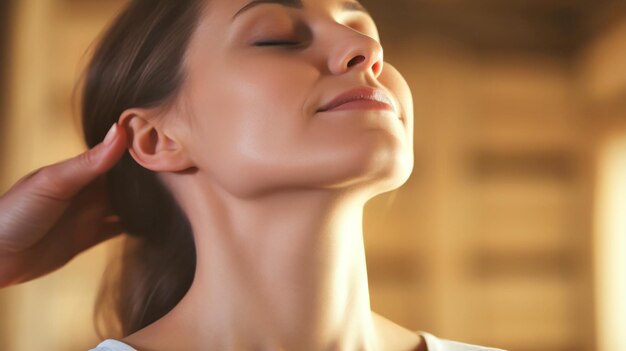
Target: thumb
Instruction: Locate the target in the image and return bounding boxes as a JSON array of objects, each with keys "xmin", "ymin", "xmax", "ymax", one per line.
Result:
[{"xmin": 31, "ymin": 124, "xmax": 128, "ymax": 201}]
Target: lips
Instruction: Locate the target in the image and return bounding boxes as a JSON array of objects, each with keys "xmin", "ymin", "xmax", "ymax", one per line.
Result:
[{"xmin": 317, "ymin": 87, "xmax": 396, "ymax": 113}]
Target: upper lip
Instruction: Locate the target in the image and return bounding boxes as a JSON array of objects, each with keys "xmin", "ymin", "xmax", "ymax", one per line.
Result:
[{"xmin": 317, "ymin": 87, "xmax": 396, "ymax": 113}]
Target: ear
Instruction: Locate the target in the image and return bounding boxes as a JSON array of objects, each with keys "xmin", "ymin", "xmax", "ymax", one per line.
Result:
[{"xmin": 119, "ymin": 108, "xmax": 194, "ymax": 172}]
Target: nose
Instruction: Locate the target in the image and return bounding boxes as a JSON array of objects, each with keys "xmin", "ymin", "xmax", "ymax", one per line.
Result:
[{"xmin": 327, "ymin": 27, "xmax": 384, "ymax": 78}]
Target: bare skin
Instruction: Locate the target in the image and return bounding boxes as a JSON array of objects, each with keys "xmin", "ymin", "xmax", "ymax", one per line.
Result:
[
  {"xmin": 117, "ymin": 0, "xmax": 418, "ymax": 350},
  {"xmin": 120, "ymin": 186, "xmax": 422, "ymax": 350}
]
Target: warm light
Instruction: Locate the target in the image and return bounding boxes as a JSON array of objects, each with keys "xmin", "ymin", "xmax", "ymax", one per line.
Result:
[{"xmin": 594, "ymin": 131, "xmax": 626, "ymax": 351}]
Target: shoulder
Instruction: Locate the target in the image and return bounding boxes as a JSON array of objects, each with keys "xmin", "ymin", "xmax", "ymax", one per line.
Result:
[
  {"xmin": 418, "ymin": 331, "xmax": 507, "ymax": 351},
  {"xmin": 88, "ymin": 339, "xmax": 137, "ymax": 351}
]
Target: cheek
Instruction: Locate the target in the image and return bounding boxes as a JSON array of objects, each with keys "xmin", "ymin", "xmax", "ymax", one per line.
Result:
[
  {"xmin": 223, "ymin": 57, "xmax": 318, "ymax": 149},
  {"xmin": 227, "ymin": 54, "xmax": 319, "ymax": 114},
  {"xmin": 184, "ymin": 55, "xmax": 319, "ymax": 171}
]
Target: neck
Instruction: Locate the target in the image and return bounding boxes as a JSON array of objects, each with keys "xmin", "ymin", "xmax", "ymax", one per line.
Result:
[{"xmin": 127, "ymin": 176, "xmax": 382, "ymax": 351}]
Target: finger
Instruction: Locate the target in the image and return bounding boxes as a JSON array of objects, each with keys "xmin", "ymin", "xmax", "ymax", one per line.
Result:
[{"xmin": 30, "ymin": 124, "xmax": 128, "ymax": 201}]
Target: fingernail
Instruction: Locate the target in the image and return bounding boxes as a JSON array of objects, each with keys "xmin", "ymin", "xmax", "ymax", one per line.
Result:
[{"xmin": 103, "ymin": 124, "xmax": 118, "ymax": 145}]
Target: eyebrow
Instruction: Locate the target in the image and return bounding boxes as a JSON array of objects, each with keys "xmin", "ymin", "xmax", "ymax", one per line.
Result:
[{"xmin": 232, "ymin": 0, "xmax": 369, "ymax": 20}]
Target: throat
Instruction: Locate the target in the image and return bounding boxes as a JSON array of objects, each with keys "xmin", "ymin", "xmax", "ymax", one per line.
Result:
[
  {"xmin": 172, "ymin": 218, "xmax": 377, "ymax": 350},
  {"xmin": 120, "ymin": 182, "xmax": 410, "ymax": 350}
]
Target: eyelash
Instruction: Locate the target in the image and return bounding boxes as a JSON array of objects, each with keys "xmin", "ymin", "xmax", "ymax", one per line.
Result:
[{"xmin": 253, "ymin": 40, "xmax": 300, "ymax": 47}]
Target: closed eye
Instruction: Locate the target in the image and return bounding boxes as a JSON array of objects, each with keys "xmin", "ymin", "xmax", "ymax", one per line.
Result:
[{"xmin": 254, "ymin": 40, "xmax": 301, "ymax": 47}]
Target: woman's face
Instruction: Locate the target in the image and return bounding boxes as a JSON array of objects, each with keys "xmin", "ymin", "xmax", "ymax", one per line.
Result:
[{"xmin": 175, "ymin": 0, "xmax": 414, "ymax": 198}]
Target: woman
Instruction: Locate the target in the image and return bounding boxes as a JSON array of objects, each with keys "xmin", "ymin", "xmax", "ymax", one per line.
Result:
[{"xmin": 0, "ymin": 0, "xmax": 504, "ymax": 350}]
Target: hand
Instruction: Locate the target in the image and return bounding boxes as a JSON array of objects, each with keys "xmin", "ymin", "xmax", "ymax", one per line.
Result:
[{"xmin": 0, "ymin": 124, "xmax": 128, "ymax": 288}]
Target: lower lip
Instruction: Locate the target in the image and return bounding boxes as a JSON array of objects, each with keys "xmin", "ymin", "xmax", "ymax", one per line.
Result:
[{"xmin": 321, "ymin": 100, "xmax": 395, "ymax": 112}]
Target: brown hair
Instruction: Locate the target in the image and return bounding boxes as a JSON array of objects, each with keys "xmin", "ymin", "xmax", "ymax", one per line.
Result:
[{"xmin": 80, "ymin": 0, "xmax": 205, "ymax": 338}]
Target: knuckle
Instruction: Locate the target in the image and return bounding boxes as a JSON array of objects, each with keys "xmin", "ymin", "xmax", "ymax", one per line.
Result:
[
  {"xmin": 16, "ymin": 169, "xmax": 42, "ymax": 186},
  {"xmin": 29, "ymin": 166, "xmax": 68, "ymax": 200},
  {"xmin": 31, "ymin": 166, "xmax": 59, "ymax": 190}
]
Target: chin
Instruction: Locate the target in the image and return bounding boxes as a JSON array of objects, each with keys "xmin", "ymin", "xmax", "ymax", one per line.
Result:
[
  {"xmin": 324, "ymin": 140, "xmax": 414, "ymax": 198},
  {"xmin": 365, "ymin": 150, "xmax": 414, "ymax": 197}
]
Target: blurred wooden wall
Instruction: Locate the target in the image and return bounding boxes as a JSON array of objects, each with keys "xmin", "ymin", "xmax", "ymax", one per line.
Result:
[
  {"xmin": 361, "ymin": 1, "xmax": 625, "ymax": 351},
  {"xmin": 0, "ymin": 1, "xmax": 625, "ymax": 351},
  {"xmin": 580, "ymin": 12, "xmax": 626, "ymax": 351},
  {"xmin": 365, "ymin": 42, "xmax": 595, "ymax": 351}
]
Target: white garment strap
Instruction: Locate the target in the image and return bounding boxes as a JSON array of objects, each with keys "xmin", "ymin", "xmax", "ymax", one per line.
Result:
[
  {"xmin": 89, "ymin": 333, "xmax": 506, "ymax": 351},
  {"xmin": 418, "ymin": 331, "xmax": 507, "ymax": 351},
  {"xmin": 88, "ymin": 339, "xmax": 137, "ymax": 351}
]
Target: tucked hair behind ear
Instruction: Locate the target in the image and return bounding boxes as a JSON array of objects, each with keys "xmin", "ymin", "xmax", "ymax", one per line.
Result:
[{"xmin": 80, "ymin": 0, "xmax": 204, "ymax": 338}]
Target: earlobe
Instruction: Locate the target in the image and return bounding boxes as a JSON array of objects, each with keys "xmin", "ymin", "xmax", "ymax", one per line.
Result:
[{"xmin": 119, "ymin": 108, "xmax": 194, "ymax": 172}]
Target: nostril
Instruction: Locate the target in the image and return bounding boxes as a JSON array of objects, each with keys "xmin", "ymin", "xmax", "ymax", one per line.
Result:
[
  {"xmin": 372, "ymin": 61, "xmax": 382, "ymax": 75},
  {"xmin": 347, "ymin": 55, "xmax": 366, "ymax": 68}
]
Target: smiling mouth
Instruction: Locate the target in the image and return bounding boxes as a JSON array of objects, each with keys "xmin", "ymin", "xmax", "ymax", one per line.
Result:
[{"xmin": 317, "ymin": 87, "xmax": 397, "ymax": 114}]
